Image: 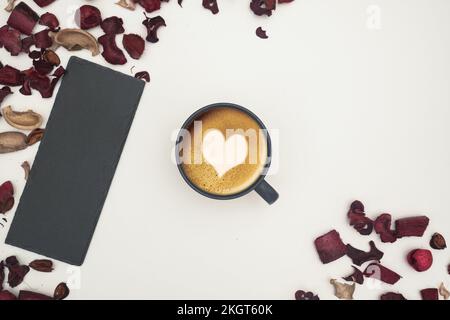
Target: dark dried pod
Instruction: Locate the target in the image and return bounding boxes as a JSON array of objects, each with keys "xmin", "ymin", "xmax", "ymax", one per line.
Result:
[
  {"xmin": 18, "ymin": 290, "xmax": 53, "ymax": 300},
  {"xmin": 135, "ymin": 71, "xmax": 150, "ymax": 82},
  {"xmin": 380, "ymin": 292, "xmax": 407, "ymax": 300},
  {"xmin": 54, "ymin": 282, "xmax": 70, "ymax": 300},
  {"xmin": 256, "ymin": 27, "xmax": 268, "ymax": 39},
  {"xmin": 29, "ymin": 259, "xmax": 53, "ymax": 272},
  {"xmin": 430, "ymin": 232, "xmax": 446, "ymax": 250},
  {"xmin": 202, "ymin": 0, "xmax": 219, "ymax": 14},
  {"xmin": 26, "ymin": 128, "xmax": 45, "ymax": 146},
  {"xmin": 43, "ymin": 49, "xmax": 61, "ymax": 66},
  {"xmin": 295, "ymin": 290, "xmax": 319, "ymax": 300}
]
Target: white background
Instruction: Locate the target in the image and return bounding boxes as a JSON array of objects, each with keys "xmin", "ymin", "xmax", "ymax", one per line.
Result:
[{"xmin": 1, "ymin": 0, "xmax": 450, "ymax": 300}]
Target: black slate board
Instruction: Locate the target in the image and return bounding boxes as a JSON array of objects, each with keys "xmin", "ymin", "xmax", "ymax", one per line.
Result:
[{"xmin": 6, "ymin": 56, "xmax": 145, "ymax": 265}]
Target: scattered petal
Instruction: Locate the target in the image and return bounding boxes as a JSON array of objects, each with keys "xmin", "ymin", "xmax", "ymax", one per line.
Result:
[
  {"xmin": 7, "ymin": 2, "xmax": 39, "ymax": 35},
  {"xmin": 5, "ymin": 256, "xmax": 29, "ymax": 288},
  {"xmin": 54, "ymin": 282, "xmax": 70, "ymax": 300},
  {"xmin": 0, "ymin": 86, "xmax": 12, "ymax": 106},
  {"xmin": 18, "ymin": 290, "xmax": 52, "ymax": 300},
  {"xmin": 407, "ymin": 249, "xmax": 433, "ymax": 272},
  {"xmin": 0, "ymin": 65, "xmax": 23, "ymax": 86},
  {"xmin": 429, "ymin": 232, "xmax": 446, "ymax": 250},
  {"xmin": 330, "ymin": 279, "xmax": 355, "ymax": 300},
  {"xmin": 0, "ymin": 25, "xmax": 22, "ymax": 55},
  {"xmin": 135, "ymin": 71, "xmax": 150, "ymax": 82},
  {"xmin": 142, "ymin": 15, "xmax": 166, "ymax": 43},
  {"xmin": 33, "ymin": 29, "xmax": 53, "ymax": 49},
  {"xmin": 348, "ymin": 200, "xmax": 373, "ymax": 236},
  {"xmin": 363, "ymin": 262, "xmax": 401, "ymax": 285},
  {"xmin": 123, "ymin": 34, "xmax": 145, "ymax": 59},
  {"xmin": 39, "ymin": 12, "xmax": 59, "ymax": 31},
  {"xmin": 420, "ymin": 288, "xmax": 438, "ymax": 300},
  {"xmin": 395, "ymin": 216, "xmax": 429, "ymax": 238},
  {"xmin": 75, "ymin": 5, "xmax": 102, "ymax": 30},
  {"xmin": 346, "ymin": 241, "xmax": 384, "ymax": 266},
  {"xmin": 0, "ymin": 290, "xmax": 17, "ymax": 300},
  {"xmin": 33, "ymin": 0, "xmax": 56, "ymax": 8},
  {"xmin": 0, "ymin": 181, "xmax": 14, "ymax": 213},
  {"xmin": 98, "ymin": 34, "xmax": 127, "ymax": 65},
  {"xmin": 203, "ymin": 0, "xmax": 219, "ymax": 14},
  {"xmin": 374, "ymin": 213, "xmax": 396, "ymax": 243},
  {"xmin": 314, "ymin": 230, "xmax": 347, "ymax": 264},
  {"xmin": 380, "ymin": 292, "xmax": 406, "ymax": 300},
  {"xmin": 343, "ymin": 266, "xmax": 364, "ymax": 285},
  {"xmin": 250, "ymin": 0, "xmax": 275, "ymax": 17},
  {"xmin": 256, "ymin": 27, "xmax": 268, "ymax": 39},
  {"xmin": 101, "ymin": 16, "xmax": 125, "ymax": 35},
  {"xmin": 138, "ymin": 0, "xmax": 161, "ymax": 13}
]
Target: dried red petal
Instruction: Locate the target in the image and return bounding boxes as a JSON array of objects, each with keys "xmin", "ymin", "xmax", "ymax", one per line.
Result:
[
  {"xmin": 314, "ymin": 230, "xmax": 347, "ymax": 264},
  {"xmin": 101, "ymin": 16, "xmax": 125, "ymax": 35},
  {"xmin": 21, "ymin": 66, "xmax": 64, "ymax": 98},
  {"xmin": 29, "ymin": 259, "xmax": 53, "ymax": 272},
  {"xmin": 348, "ymin": 201, "xmax": 373, "ymax": 236},
  {"xmin": 0, "ymin": 86, "xmax": 12, "ymax": 106},
  {"xmin": 138, "ymin": 0, "xmax": 161, "ymax": 13},
  {"xmin": 380, "ymin": 292, "xmax": 406, "ymax": 300},
  {"xmin": 135, "ymin": 71, "xmax": 150, "ymax": 82},
  {"xmin": 0, "ymin": 261, "xmax": 4, "ymax": 291},
  {"xmin": 256, "ymin": 27, "xmax": 268, "ymax": 39},
  {"xmin": 123, "ymin": 34, "xmax": 145, "ymax": 59},
  {"xmin": 18, "ymin": 290, "xmax": 53, "ymax": 300},
  {"xmin": 39, "ymin": 12, "xmax": 59, "ymax": 31},
  {"xmin": 33, "ymin": 0, "xmax": 56, "ymax": 7},
  {"xmin": 203, "ymin": 0, "xmax": 219, "ymax": 14},
  {"xmin": 21, "ymin": 35, "xmax": 35, "ymax": 53},
  {"xmin": 374, "ymin": 213, "xmax": 396, "ymax": 243},
  {"xmin": 250, "ymin": 0, "xmax": 275, "ymax": 16},
  {"xmin": 278, "ymin": 0, "xmax": 294, "ymax": 3},
  {"xmin": 346, "ymin": 241, "xmax": 384, "ymax": 266},
  {"xmin": 7, "ymin": 2, "xmax": 39, "ymax": 35},
  {"xmin": 0, "ymin": 290, "xmax": 17, "ymax": 300},
  {"xmin": 363, "ymin": 262, "xmax": 401, "ymax": 285},
  {"xmin": 395, "ymin": 216, "xmax": 429, "ymax": 238},
  {"xmin": 407, "ymin": 249, "xmax": 433, "ymax": 272},
  {"xmin": 33, "ymin": 29, "xmax": 53, "ymax": 49},
  {"xmin": 142, "ymin": 15, "xmax": 166, "ymax": 43},
  {"xmin": 294, "ymin": 290, "xmax": 319, "ymax": 300},
  {"xmin": 343, "ymin": 266, "xmax": 364, "ymax": 284},
  {"xmin": 420, "ymin": 288, "xmax": 438, "ymax": 300},
  {"xmin": 5, "ymin": 256, "xmax": 29, "ymax": 288},
  {"xmin": 76, "ymin": 5, "xmax": 102, "ymax": 30},
  {"xmin": 0, "ymin": 25, "xmax": 22, "ymax": 55},
  {"xmin": 98, "ymin": 34, "xmax": 127, "ymax": 65},
  {"xmin": 0, "ymin": 65, "xmax": 23, "ymax": 86},
  {"xmin": 0, "ymin": 181, "xmax": 14, "ymax": 214}
]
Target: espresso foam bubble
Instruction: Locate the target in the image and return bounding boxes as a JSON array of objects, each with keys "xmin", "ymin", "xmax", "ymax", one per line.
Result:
[{"xmin": 181, "ymin": 107, "xmax": 267, "ymax": 196}]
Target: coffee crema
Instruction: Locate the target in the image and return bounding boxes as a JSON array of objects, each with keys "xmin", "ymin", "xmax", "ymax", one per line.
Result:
[{"xmin": 181, "ymin": 107, "xmax": 268, "ymax": 196}]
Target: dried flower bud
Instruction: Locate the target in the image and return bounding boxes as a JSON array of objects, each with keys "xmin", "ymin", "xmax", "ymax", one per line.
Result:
[
  {"xmin": 26, "ymin": 128, "xmax": 45, "ymax": 146},
  {"xmin": 29, "ymin": 259, "xmax": 53, "ymax": 272},
  {"xmin": 430, "ymin": 232, "xmax": 446, "ymax": 250}
]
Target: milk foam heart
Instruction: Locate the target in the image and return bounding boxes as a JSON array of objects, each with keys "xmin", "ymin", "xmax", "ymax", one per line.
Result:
[{"xmin": 202, "ymin": 129, "xmax": 248, "ymax": 177}]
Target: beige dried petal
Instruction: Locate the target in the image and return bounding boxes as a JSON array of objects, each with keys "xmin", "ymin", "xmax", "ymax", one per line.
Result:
[
  {"xmin": 0, "ymin": 131, "xmax": 28, "ymax": 154},
  {"xmin": 2, "ymin": 106, "xmax": 43, "ymax": 130},
  {"xmin": 21, "ymin": 161, "xmax": 30, "ymax": 180},
  {"xmin": 51, "ymin": 28, "xmax": 100, "ymax": 56},
  {"xmin": 4, "ymin": 0, "xmax": 15, "ymax": 12},
  {"xmin": 439, "ymin": 282, "xmax": 449, "ymax": 300},
  {"xmin": 116, "ymin": 0, "xmax": 136, "ymax": 10},
  {"xmin": 330, "ymin": 279, "xmax": 355, "ymax": 300}
]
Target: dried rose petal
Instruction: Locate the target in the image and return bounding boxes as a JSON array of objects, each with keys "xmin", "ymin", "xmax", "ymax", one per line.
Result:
[
  {"xmin": 123, "ymin": 34, "xmax": 145, "ymax": 59},
  {"xmin": 346, "ymin": 241, "xmax": 384, "ymax": 266},
  {"xmin": 429, "ymin": 232, "xmax": 446, "ymax": 250},
  {"xmin": 407, "ymin": 249, "xmax": 433, "ymax": 272},
  {"xmin": 33, "ymin": 0, "xmax": 56, "ymax": 7},
  {"xmin": 33, "ymin": 29, "xmax": 53, "ymax": 49},
  {"xmin": 0, "ymin": 86, "xmax": 12, "ymax": 106},
  {"xmin": 314, "ymin": 230, "xmax": 347, "ymax": 264},
  {"xmin": 395, "ymin": 216, "xmax": 429, "ymax": 238},
  {"xmin": 142, "ymin": 15, "xmax": 166, "ymax": 43},
  {"xmin": 0, "ymin": 25, "xmax": 22, "ymax": 56},
  {"xmin": 0, "ymin": 65, "xmax": 23, "ymax": 86},
  {"xmin": 256, "ymin": 27, "xmax": 268, "ymax": 39},
  {"xmin": 21, "ymin": 35, "xmax": 35, "ymax": 53},
  {"xmin": 380, "ymin": 292, "xmax": 406, "ymax": 300},
  {"xmin": 294, "ymin": 290, "xmax": 319, "ymax": 300},
  {"xmin": 0, "ymin": 181, "xmax": 14, "ymax": 214},
  {"xmin": 348, "ymin": 201, "xmax": 373, "ymax": 236},
  {"xmin": 29, "ymin": 259, "xmax": 53, "ymax": 272},
  {"xmin": 343, "ymin": 266, "xmax": 364, "ymax": 285},
  {"xmin": 39, "ymin": 12, "xmax": 59, "ymax": 31},
  {"xmin": 54, "ymin": 282, "xmax": 70, "ymax": 300},
  {"xmin": 101, "ymin": 16, "xmax": 125, "ymax": 35},
  {"xmin": 0, "ymin": 290, "xmax": 17, "ymax": 300},
  {"xmin": 138, "ymin": 0, "xmax": 161, "ymax": 13},
  {"xmin": 27, "ymin": 128, "xmax": 45, "ymax": 146},
  {"xmin": 33, "ymin": 59, "xmax": 53, "ymax": 75},
  {"xmin": 43, "ymin": 49, "xmax": 60, "ymax": 66},
  {"xmin": 0, "ymin": 261, "xmax": 4, "ymax": 291},
  {"xmin": 76, "ymin": 5, "xmax": 102, "ymax": 30},
  {"xmin": 363, "ymin": 262, "xmax": 401, "ymax": 285},
  {"xmin": 7, "ymin": 2, "xmax": 39, "ymax": 35},
  {"xmin": 203, "ymin": 0, "xmax": 219, "ymax": 14},
  {"xmin": 374, "ymin": 213, "xmax": 396, "ymax": 243},
  {"xmin": 250, "ymin": 0, "xmax": 275, "ymax": 17},
  {"xmin": 98, "ymin": 34, "xmax": 127, "ymax": 65},
  {"xmin": 420, "ymin": 288, "xmax": 438, "ymax": 300},
  {"xmin": 5, "ymin": 256, "xmax": 30, "ymax": 288},
  {"xmin": 135, "ymin": 71, "xmax": 150, "ymax": 82},
  {"xmin": 18, "ymin": 290, "xmax": 53, "ymax": 300},
  {"xmin": 448, "ymin": 264, "xmax": 450, "ymax": 275}
]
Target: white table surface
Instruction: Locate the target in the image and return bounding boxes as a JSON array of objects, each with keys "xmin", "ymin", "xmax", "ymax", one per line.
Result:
[{"xmin": 1, "ymin": 0, "xmax": 449, "ymax": 300}]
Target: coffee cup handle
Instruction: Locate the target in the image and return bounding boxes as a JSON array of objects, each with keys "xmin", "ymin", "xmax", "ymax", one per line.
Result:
[{"xmin": 255, "ymin": 180, "xmax": 279, "ymax": 205}]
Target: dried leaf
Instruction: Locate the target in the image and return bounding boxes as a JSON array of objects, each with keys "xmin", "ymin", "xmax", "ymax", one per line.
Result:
[{"xmin": 330, "ymin": 279, "xmax": 355, "ymax": 300}]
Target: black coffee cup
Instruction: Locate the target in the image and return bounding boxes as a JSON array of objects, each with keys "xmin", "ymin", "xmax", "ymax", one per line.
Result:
[{"xmin": 175, "ymin": 102, "xmax": 279, "ymax": 204}]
